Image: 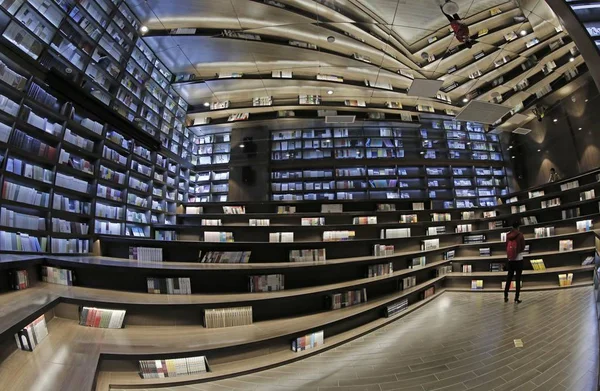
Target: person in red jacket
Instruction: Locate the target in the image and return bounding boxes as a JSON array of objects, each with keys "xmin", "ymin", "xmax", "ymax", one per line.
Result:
[
  {"xmin": 441, "ymin": 6, "xmax": 473, "ymax": 48},
  {"xmin": 504, "ymin": 221, "xmax": 526, "ymax": 303}
]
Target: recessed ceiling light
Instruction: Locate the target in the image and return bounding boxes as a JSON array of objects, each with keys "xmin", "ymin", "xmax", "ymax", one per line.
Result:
[
  {"xmin": 140, "ymin": 25, "xmax": 149, "ymax": 33},
  {"xmin": 327, "ymin": 36, "xmax": 335, "ymax": 43},
  {"xmin": 462, "ymin": 98, "xmax": 468, "ymax": 103},
  {"xmin": 240, "ymin": 144, "xmax": 245, "ymax": 148},
  {"xmin": 65, "ymin": 67, "xmax": 72, "ymax": 74},
  {"xmin": 203, "ymin": 102, "xmax": 210, "ymax": 107},
  {"xmin": 420, "ymin": 151, "xmax": 425, "ymax": 155},
  {"xmin": 585, "ymin": 99, "xmax": 589, "ymax": 102},
  {"xmin": 466, "ymin": 142, "xmax": 471, "ymax": 145},
  {"xmin": 553, "ymin": 118, "xmax": 558, "ymax": 122},
  {"xmin": 520, "ymin": 30, "xmax": 527, "ymax": 36},
  {"xmin": 511, "ymin": 155, "xmax": 516, "ymax": 158},
  {"xmin": 508, "ymin": 146, "xmax": 513, "ymax": 149},
  {"xmin": 537, "ymin": 149, "xmax": 541, "ymax": 152},
  {"xmin": 569, "ymin": 57, "xmax": 575, "ymax": 62},
  {"xmin": 578, "ymin": 127, "xmax": 582, "ymax": 130},
  {"xmin": 327, "ymin": 90, "xmax": 334, "ymax": 95}
]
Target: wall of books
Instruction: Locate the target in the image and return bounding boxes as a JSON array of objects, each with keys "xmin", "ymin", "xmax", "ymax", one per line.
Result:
[
  {"xmin": 270, "ymin": 122, "xmax": 507, "ymax": 206},
  {"xmin": 189, "ymin": 130, "xmax": 231, "ymax": 202},
  {"xmin": 0, "ymin": 0, "xmax": 193, "ymax": 160},
  {"xmin": 0, "ymin": 48, "xmax": 190, "ymax": 253}
]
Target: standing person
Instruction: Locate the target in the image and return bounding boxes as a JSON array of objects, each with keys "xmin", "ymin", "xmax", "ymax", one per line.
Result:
[
  {"xmin": 440, "ymin": 3, "xmax": 473, "ymax": 48},
  {"xmin": 548, "ymin": 168, "xmax": 561, "ymax": 183},
  {"xmin": 504, "ymin": 221, "xmax": 525, "ymax": 303}
]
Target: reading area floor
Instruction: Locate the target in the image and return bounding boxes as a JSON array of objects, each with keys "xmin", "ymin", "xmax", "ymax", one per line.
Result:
[{"xmin": 115, "ymin": 287, "xmax": 599, "ymax": 391}]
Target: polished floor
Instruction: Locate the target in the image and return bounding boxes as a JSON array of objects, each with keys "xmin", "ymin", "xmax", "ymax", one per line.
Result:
[{"xmin": 116, "ymin": 288, "xmax": 599, "ymax": 391}]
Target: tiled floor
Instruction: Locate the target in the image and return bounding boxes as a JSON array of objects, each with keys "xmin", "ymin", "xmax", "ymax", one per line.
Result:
[{"xmin": 118, "ymin": 287, "xmax": 599, "ymax": 391}]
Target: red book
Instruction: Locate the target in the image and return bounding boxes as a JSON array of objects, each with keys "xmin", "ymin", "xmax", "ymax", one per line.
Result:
[
  {"xmin": 94, "ymin": 309, "xmax": 102, "ymax": 328},
  {"xmin": 86, "ymin": 308, "xmax": 95, "ymax": 326}
]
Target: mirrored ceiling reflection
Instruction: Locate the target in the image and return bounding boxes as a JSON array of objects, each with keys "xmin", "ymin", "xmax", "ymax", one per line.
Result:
[{"xmin": 125, "ymin": 0, "xmax": 584, "ymax": 131}]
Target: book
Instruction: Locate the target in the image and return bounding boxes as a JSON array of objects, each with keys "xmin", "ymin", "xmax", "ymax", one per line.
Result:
[
  {"xmin": 79, "ymin": 307, "xmax": 126, "ymax": 328},
  {"xmin": 204, "ymin": 306, "xmax": 252, "ymax": 328},
  {"xmin": 471, "ymin": 280, "xmax": 484, "ymax": 290},
  {"xmin": 147, "ymin": 277, "xmax": 191, "ymax": 294},
  {"xmin": 479, "ymin": 248, "xmax": 491, "ymax": 257},
  {"xmin": 321, "ymin": 204, "xmax": 343, "ymax": 213},
  {"xmin": 249, "ymin": 274, "xmax": 284, "ymax": 292},
  {"xmin": 129, "ymin": 247, "xmax": 162, "ymax": 262},
  {"xmin": 201, "ymin": 251, "xmax": 251, "ymax": 264},
  {"xmin": 292, "ymin": 330, "xmax": 324, "ymax": 352},
  {"xmin": 289, "ymin": 249, "xmax": 326, "ymax": 262},
  {"xmin": 402, "ymin": 276, "xmax": 416, "ymax": 289},
  {"xmin": 42, "ymin": 266, "xmax": 74, "ymax": 285},
  {"xmin": 15, "ymin": 315, "xmax": 48, "ymax": 351},
  {"xmin": 204, "ymin": 232, "xmax": 234, "ymax": 242},
  {"xmin": 462, "ymin": 264, "xmax": 472, "ymax": 273},
  {"xmin": 381, "ymin": 228, "xmax": 410, "ymax": 239},
  {"xmin": 410, "ymin": 256, "xmax": 426, "ymax": 269},
  {"xmin": 367, "ymin": 262, "xmax": 393, "ymax": 277},
  {"xmin": 373, "ymin": 244, "xmax": 394, "ymax": 257},
  {"xmin": 421, "ymin": 239, "xmax": 439, "ymax": 251},
  {"xmin": 490, "ymin": 263, "xmax": 504, "ymax": 272},
  {"xmin": 385, "ymin": 298, "xmax": 408, "ymax": 317},
  {"xmin": 558, "ymin": 273, "xmax": 573, "ymax": 287},
  {"xmin": 269, "ymin": 232, "xmax": 294, "ymax": 242},
  {"xmin": 353, "ymin": 216, "xmax": 377, "ymax": 225},
  {"xmin": 559, "ymin": 240, "xmax": 573, "ymax": 252},
  {"xmin": 8, "ymin": 270, "xmax": 29, "ymax": 290},
  {"xmin": 576, "ymin": 220, "xmax": 593, "ymax": 232},
  {"xmin": 530, "ymin": 259, "xmax": 546, "ymax": 270},
  {"xmin": 327, "ymin": 288, "xmax": 367, "ymax": 309},
  {"xmin": 323, "ymin": 230, "xmax": 355, "ymax": 241}
]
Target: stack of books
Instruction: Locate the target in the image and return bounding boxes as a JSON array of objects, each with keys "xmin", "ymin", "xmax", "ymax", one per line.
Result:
[
  {"xmin": 147, "ymin": 277, "xmax": 191, "ymax": 294},
  {"xmin": 204, "ymin": 306, "xmax": 253, "ymax": 328},
  {"xmin": 489, "ymin": 263, "xmax": 504, "ymax": 272},
  {"xmin": 471, "ymin": 280, "xmax": 484, "ymax": 290},
  {"xmin": 479, "ymin": 248, "xmax": 491, "ymax": 257},
  {"xmin": 328, "ymin": 288, "xmax": 367, "ymax": 309},
  {"xmin": 42, "ymin": 266, "xmax": 74, "ymax": 286},
  {"xmin": 201, "ymin": 251, "xmax": 251, "ymax": 263},
  {"xmin": 14, "ymin": 315, "xmax": 48, "ymax": 351},
  {"xmin": 289, "ymin": 249, "xmax": 326, "ymax": 262},
  {"xmin": 8, "ymin": 269, "xmax": 29, "ymax": 290},
  {"xmin": 373, "ymin": 244, "xmax": 394, "ymax": 257},
  {"xmin": 129, "ymin": 247, "xmax": 163, "ymax": 262},
  {"xmin": 463, "ymin": 234, "xmax": 486, "ymax": 244},
  {"xmin": 249, "ymin": 274, "xmax": 284, "ymax": 292},
  {"xmin": 139, "ymin": 356, "xmax": 208, "ymax": 378},
  {"xmin": 558, "ymin": 273, "xmax": 574, "ymax": 287},
  {"xmin": 367, "ymin": 262, "xmax": 393, "ymax": 277},
  {"xmin": 79, "ymin": 307, "xmax": 126, "ymax": 328},
  {"xmin": 292, "ymin": 330, "xmax": 324, "ymax": 352},
  {"xmin": 270, "ymin": 232, "xmax": 294, "ymax": 242},
  {"xmin": 323, "ymin": 230, "xmax": 355, "ymax": 241},
  {"xmin": 530, "ymin": 259, "xmax": 546, "ymax": 270},
  {"xmin": 384, "ymin": 298, "xmax": 408, "ymax": 317}
]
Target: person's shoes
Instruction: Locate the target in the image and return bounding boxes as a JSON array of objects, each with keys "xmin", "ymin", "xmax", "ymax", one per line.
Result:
[
  {"xmin": 515, "ymin": 299, "xmax": 522, "ymax": 304},
  {"xmin": 504, "ymin": 297, "xmax": 508, "ymax": 303}
]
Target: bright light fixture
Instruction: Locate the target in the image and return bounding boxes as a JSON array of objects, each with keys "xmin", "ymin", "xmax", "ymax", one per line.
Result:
[
  {"xmin": 442, "ymin": 1, "xmax": 459, "ymax": 15},
  {"xmin": 537, "ymin": 149, "xmax": 541, "ymax": 152},
  {"xmin": 520, "ymin": 30, "xmax": 527, "ymax": 36},
  {"xmin": 553, "ymin": 118, "xmax": 558, "ymax": 122},
  {"xmin": 327, "ymin": 90, "xmax": 334, "ymax": 95},
  {"xmin": 462, "ymin": 98, "xmax": 468, "ymax": 103},
  {"xmin": 569, "ymin": 57, "xmax": 575, "ymax": 62},
  {"xmin": 140, "ymin": 25, "xmax": 149, "ymax": 33},
  {"xmin": 578, "ymin": 127, "xmax": 582, "ymax": 130},
  {"xmin": 203, "ymin": 102, "xmax": 210, "ymax": 107},
  {"xmin": 240, "ymin": 144, "xmax": 245, "ymax": 148},
  {"xmin": 511, "ymin": 155, "xmax": 516, "ymax": 158},
  {"xmin": 508, "ymin": 146, "xmax": 513, "ymax": 149}
]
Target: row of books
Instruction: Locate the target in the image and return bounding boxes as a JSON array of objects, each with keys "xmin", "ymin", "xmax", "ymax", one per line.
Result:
[
  {"xmin": 129, "ymin": 246, "xmax": 163, "ymax": 262},
  {"xmin": 421, "ymin": 238, "xmax": 439, "ymax": 251},
  {"xmin": 400, "ymin": 214, "xmax": 418, "ymax": 223},
  {"xmin": 15, "ymin": 315, "xmax": 48, "ymax": 352},
  {"xmin": 374, "ymin": 244, "xmax": 394, "ymax": 257},
  {"xmin": 384, "ymin": 298, "xmax": 408, "ymax": 318},
  {"xmin": 200, "ymin": 251, "xmax": 251, "ymax": 263},
  {"xmin": 534, "ymin": 227, "xmax": 555, "ymax": 238},
  {"xmin": 328, "ymin": 288, "xmax": 367, "ymax": 310},
  {"xmin": 0, "ymin": 207, "xmax": 45, "ymax": 230},
  {"xmin": 323, "ymin": 230, "xmax": 355, "ymax": 241},
  {"xmin": 249, "ymin": 219, "xmax": 270, "ymax": 226},
  {"xmin": 353, "ymin": 216, "xmax": 377, "ymax": 225},
  {"xmin": 367, "ymin": 262, "xmax": 393, "ymax": 277},
  {"xmin": 147, "ymin": 277, "xmax": 191, "ymax": 294},
  {"xmin": 6, "ymin": 157, "xmax": 53, "ymax": 184},
  {"xmin": 79, "ymin": 307, "xmax": 126, "ymax": 329},
  {"xmin": 201, "ymin": 219, "xmax": 222, "ymax": 226},
  {"xmin": 301, "ymin": 217, "xmax": 324, "ymax": 226},
  {"xmin": 139, "ymin": 356, "xmax": 208, "ymax": 379},
  {"xmin": 51, "ymin": 238, "xmax": 89, "ymax": 253},
  {"xmin": 51, "ymin": 218, "xmax": 89, "ymax": 234},
  {"xmin": 249, "ymin": 274, "xmax": 284, "ymax": 292},
  {"xmin": 42, "ymin": 265, "xmax": 74, "ymax": 286},
  {"xmin": 292, "ymin": 330, "xmax": 324, "ymax": 352},
  {"xmin": 269, "ymin": 232, "xmax": 294, "ymax": 242},
  {"xmin": 2, "ymin": 181, "xmax": 50, "ymax": 207},
  {"xmin": 8, "ymin": 269, "xmax": 30, "ymax": 290},
  {"xmin": 530, "ymin": 259, "xmax": 546, "ymax": 270},
  {"xmin": 204, "ymin": 232, "xmax": 234, "ymax": 242},
  {"xmin": 0, "ymin": 231, "xmax": 46, "ymax": 252},
  {"xmin": 289, "ymin": 248, "xmax": 326, "ymax": 262},
  {"xmin": 541, "ymin": 198, "xmax": 561, "ymax": 209},
  {"xmin": 381, "ymin": 228, "xmax": 410, "ymax": 239},
  {"xmin": 204, "ymin": 306, "xmax": 253, "ymax": 328},
  {"xmin": 427, "ymin": 226, "xmax": 445, "ymax": 236}
]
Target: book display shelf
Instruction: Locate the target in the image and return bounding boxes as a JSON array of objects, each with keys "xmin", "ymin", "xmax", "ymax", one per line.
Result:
[
  {"xmin": 0, "ymin": 167, "xmax": 599, "ymax": 390},
  {"xmin": 270, "ymin": 122, "xmax": 506, "ymax": 206},
  {"xmin": 189, "ymin": 129, "xmax": 231, "ymax": 203},
  {"xmin": 0, "ymin": 0, "xmax": 193, "ymax": 160}
]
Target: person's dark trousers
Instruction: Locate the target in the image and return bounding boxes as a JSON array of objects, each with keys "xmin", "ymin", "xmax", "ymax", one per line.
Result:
[{"xmin": 504, "ymin": 260, "xmax": 523, "ymax": 300}]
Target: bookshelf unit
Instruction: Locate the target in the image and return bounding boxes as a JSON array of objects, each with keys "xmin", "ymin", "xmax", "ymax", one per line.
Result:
[{"xmin": 189, "ymin": 129, "xmax": 231, "ymax": 203}]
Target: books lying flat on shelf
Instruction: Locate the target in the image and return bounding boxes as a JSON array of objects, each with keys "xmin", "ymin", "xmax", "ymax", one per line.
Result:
[
  {"xmin": 15, "ymin": 315, "xmax": 47, "ymax": 352},
  {"xmin": 462, "ymin": 265, "xmax": 473, "ymax": 273},
  {"xmin": 541, "ymin": 198, "xmax": 561, "ymax": 208},
  {"xmin": 289, "ymin": 249, "xmax": 326, "ymax": 262},
  {"xmin": 576, "ymin": 220, "xmax": 593, "ymax": 232},
  {"xmin": 463, "ymin": 234, "xmax": 486, "ymax": 244},
  {"xmin": 502, "ymin": 281, "xmax": 522, "ymax": 290},
  {"xmin": 562, "ymin": 208, "xmax": 580, "ymax": 219},
  {"xmin": 530, "ymin": 259, "xmax": 546, "ymax": 270},
  {"xmin": 431, "ymin": 213, "xmax": 451, "ymax": 222},
  {"xmin": 427, "ymin": 226, "xmax": 445, "ymax": 236},
  {"xmin": 129, "ymin": 247, "xmax": 163, "ymax": 262},
  {"xmin": 479, "ymin": 248, "xmax": 491, "ymax": 257},
  {"xmin": 410, "ymin": 256, "xmax": 426, "ymax": 269},
  {"xmin": 559, "ymin": 239, "xmax": 573, "ymax": 252},
  {"xmin": 139, "ymin": 356, "xmax": 208, "ymax": 379},
  {"xmin": 490, "ymin": 263, "xmax": 504, "ymax": 272},
  {"xmin": 277, "ymin": 206, "xmax": 296, "ymax": 214},
  {"xmin": 580, "ymin": 190, "xmax": 595, "ymax": 201},
  {"xmin": 204, "ymin": 232, "xmax": 234, "ymax": 242},
  {"xmin": 353, "ymin": 216, "xmax": 377, "ymax": 225},
  {"xmin": 201, "ymin": 251, "xmax": 251, "ymax": 263},
  {"xmin": 582, "ymin": 256, "xmax": 594, "ymax": 266},
  {"xmin": 323, "ymin": 230, "xmax": 355, "ymax": 241},
  {"xmin": 223, "ymin": 206, "xmax": 245, "ymax": 214},
  {"xmin": 42, "ymin": 266, "xmax": 73, "ymax": 285},
  {"xmin": 471, "ymin": 280, "xmax": 484, "ymax": 290},
  {"xmin": 185, "ymin": 206, "xmax": 203, "ymax": 214},
  {"xmin": 301, "ymin": 217, "xmax": 324, "ymax": 226},
  {"xmin": 421, "ymin": 239, "xmax": 439, "ymax": 251},
  {"xmin": 328, "ymin": 288, "xmax": 367, "ymax": 309},
  {"xmin": 292, "ymin": 330, "xmax": 324, "ymax": 352},
  {"xmin": 374, "ymin": 244, "xmax": 394, "ymax": 257},
  {"xmin": 367, "ymin": 262, "xmax": 393, "ymax": 277},
  {"xmin": 321, "ymin": 204, "xmax": 343, "ymax": 213},
  {"xmin": 204, "ymin": 306, "xmax": 252, "ymax": 328},
  {"xmin": 402, "ymin": 275, "xmax": 417, "ymax": 289},
  {"xmin": 79, "ymin": 307, "xmax": 126, "ymax": 329},
  {"xmin": 558, "ymin": 273, "xmax": 574, "ymax": 287},
  {"xmin": 377, "ymin": 204, "xmax": 396, "ymax": 211},
  {"xmin": 147, "ymin": 277, "xmax": 191, "ymax": 294},
  {"xmin": 534, "ymin": 227, "xmax": 555, "ymax": 238},
  {"xmin": 249, "ymin": 219, "xmax": 270, "ymax": 226},
  {"xmin": 381, "ymin": 228, "xmax": 410, "ymax": 239},
  {"xmin": 270, "ymin": 232, "xmax": 294, "ymax": 242},
  {"xmin": 201, "ymin": 219, "xmax": 222, "ymax": 226},
  {"xmin": 8, "ymin": 270, "xmax": 29, "ymax": 290},
  {"xmin": 385, "ymin": 298, "xmax": 408, "ymax": 317},
  {"xmin": 249, "ymin": 274, "xmax": 284, "ymax": 292},
  {"xmin": 400, "ymin": 214, "xmax": 418, "ymax": 223}
]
